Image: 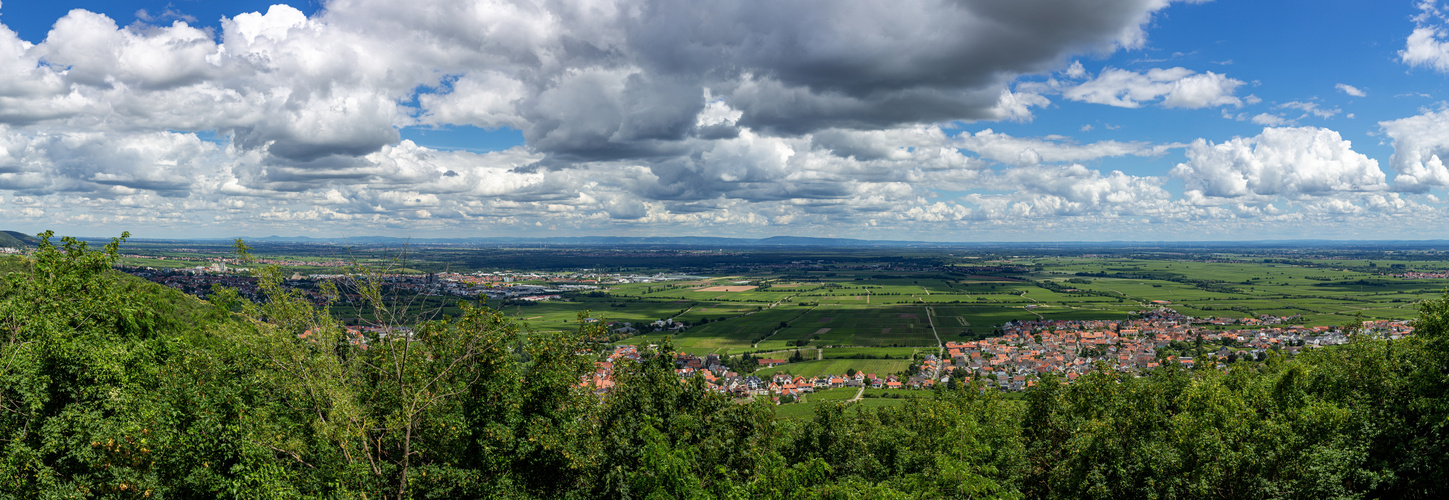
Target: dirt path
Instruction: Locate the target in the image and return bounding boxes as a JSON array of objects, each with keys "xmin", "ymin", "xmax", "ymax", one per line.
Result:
[
  {"xmin": 1102, "ymin": 286, "xmax": 1141, "ymax": 305},
  {"xmin": 926, "ymin": 306, "xmax": 943, "ymax": 358},
  {"xmin": 1018, "ymin": 291, "xmax": 1045, "ymax": 319},
  {"xmin": 848, "ymin": 385, "xmax": 865, "ymax": 402}
]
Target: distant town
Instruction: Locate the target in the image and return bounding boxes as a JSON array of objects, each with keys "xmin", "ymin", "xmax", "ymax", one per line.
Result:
[{"xmin": 584, "ymin": 308, "xmax": 1409, "ymax": 402}]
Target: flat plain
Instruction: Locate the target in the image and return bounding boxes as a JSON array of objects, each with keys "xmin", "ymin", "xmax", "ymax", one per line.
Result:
[{"xmin": 112, "ymin": 240, "xmax": 1449, "ymax": 388}]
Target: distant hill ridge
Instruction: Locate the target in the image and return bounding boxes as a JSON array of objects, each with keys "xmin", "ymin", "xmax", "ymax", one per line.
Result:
[{"xmin": 0, "ymin": 231, "xmax": 39, "ymax": 248}]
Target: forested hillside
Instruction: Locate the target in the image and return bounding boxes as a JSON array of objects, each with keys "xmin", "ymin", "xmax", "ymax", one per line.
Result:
[{"xmin": 1, "ymin": 233, "xmax": 1446, "ymax": 499}]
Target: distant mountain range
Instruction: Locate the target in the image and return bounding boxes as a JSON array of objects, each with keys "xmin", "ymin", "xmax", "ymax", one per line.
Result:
[{"xmin": 0, "ymin": 231, "xmax": 40, "ymax": 248}]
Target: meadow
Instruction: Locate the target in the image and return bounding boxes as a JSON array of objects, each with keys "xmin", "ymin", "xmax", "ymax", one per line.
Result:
[{"xmin": 754, "ymin": 358, "xmax": 913, "ymax": 378}]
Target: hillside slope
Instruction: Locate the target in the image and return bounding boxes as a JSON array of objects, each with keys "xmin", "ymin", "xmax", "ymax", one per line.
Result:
[{"xmin": 0, "ymin": 231, "xmax": 39, "ymax": 248}]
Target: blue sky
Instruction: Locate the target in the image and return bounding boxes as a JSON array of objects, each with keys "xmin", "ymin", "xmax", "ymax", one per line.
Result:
[{"xmin": 4, "ymin": 0, "xmax": 1449, "ymax": 241}]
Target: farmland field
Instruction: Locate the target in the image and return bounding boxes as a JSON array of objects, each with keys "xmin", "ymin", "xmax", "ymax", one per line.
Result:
[
  {"xmin": 454, "ymin": 248, "xmax": 1449, "ymax": 363},
  {"xmin": 807, "ymin": 388, "xmax": 860, "ymax": 401},
  {"xmin": 861, "ymin": 388, "xmax": 930, "ymax": 399},
  {"xmin": 754, "ymin": 358, "xmax": 913, "ymax": 378},
  {"xmin": 762, "ymin": 305, "xmax": 938, "ymax": 348},
  {"xmin": 774, "ymin": 394, "xmax": 915, "ymax": 420},
  {"xmin": 820, "ymin": 347, "xmax": 919, "ymax": 359}
]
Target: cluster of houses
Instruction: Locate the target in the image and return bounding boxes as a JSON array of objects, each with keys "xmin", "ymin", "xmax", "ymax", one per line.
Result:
[
  {"xmin": 1396, "ymin": 270, "xmax": 1449, "ymax": 279},
  {"xmin": 580, "ymin": 347, "xmax": 941, "ymax": 399},
  {"xmin": 754, "ymin": 371, "xmax": 935, "ymax": 399},
  {"xmin": 579, "ymin": 345, "xmax": 642, "ymax": 393},
  {"xmin": 582, "ymin": 308, "xmax": 1415, "ymax": 397},
  {"xmin": 119, "ymin": 263, "xmax": 637, "ymax": 304},
  {"xmin": 120, "ymin": 266, "xmax": 266, "ymax": 302},
  {"xmin": 647, "ymin": 318, "xmax": 690, "ymax": 332},
  {"xmin": 942, "ymin": 308, "xmax": 1411, "ymax": 391},
  {"xmin": 685, "ymin": 352, "xmax": 944, "ymax": 398},
  {"xmin": 446, "ymin": 281, "xmax": 600, "ymax": 301},
  {"xmin": 431, "ymin": 270, "xmax": 707, "ymax": 287}
]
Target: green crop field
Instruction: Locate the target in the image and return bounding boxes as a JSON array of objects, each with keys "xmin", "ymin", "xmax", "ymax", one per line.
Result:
[
  {"xmin": 673, "ymin": 302, "xmax": 772, "ymax": 323},
  {"xmin": 506, "ymin": 250, "xmax": 1449, "ymax": 365},
  {"xmin": 760, "ymin": 305, "xmax": 939, "ymax": 348},
  {"xmin": 502, "ymin": 299, "xmax": 694, "ymax": 332},
  {"xmin": 850, "ymin": 398, "xmax": 909, "ymax": 412},
  {"xmin": 754, "ymin": 358, "xmax": 912, "ymax": 378},
  {"xmin": 807, "ymin": 388, "xmax": 860, "ymax": 401},
  {"xmin": 613, "ymin": 305, "xmax": 813, "ymax": 355},
  {"xmin": 861, "ymin": 388, "xmax": 930, "ymax": 399},
  {"xmin": 819, "ymin": 347, "xmax": 920, "ymax": 359}
]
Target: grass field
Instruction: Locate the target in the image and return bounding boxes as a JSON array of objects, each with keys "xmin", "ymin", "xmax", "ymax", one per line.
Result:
[
  {"xmin": 861, "ymin": 388, "xmax": 930, "ymax": 399},
  {"xmin": 673, "ymin": 303, "xmax": 772, "ymax": 324},
  {"xmin": 512, "ymin": 253, "xmax": 1449, "ymax": 360},
  {"xmin": 774, "ymin": 396, "xmax": 916, "ymax": 420},
  {"xmin": 820, "ymin": 347, "xmax": 920, "ymax": 359},
  {"xmin": 754, "ymin": 358, "xmax": 912, "ymax": 378},
  {"xmin": 501, "ymin": 298, "xmax": 695, "ymax": 332},
  {"xmin": 760, "ymin": 305, "xmax": 938, "ymax": 348},
  {"xmin": 614, "ymin": 305, "xmax": 813, "ymax": 355},
  {"xmin": 468, "ymin": 255, "xmax": 1449, "ymax": 344},
  {"xmin": 807, "ymin": 388, "xmax": 860, "ymax": 401}
]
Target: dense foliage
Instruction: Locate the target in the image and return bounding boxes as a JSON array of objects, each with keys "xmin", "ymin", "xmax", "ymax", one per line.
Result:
[{"xmin": 0, "ymin": 234, "xmax": 1445, "ymax": 498}]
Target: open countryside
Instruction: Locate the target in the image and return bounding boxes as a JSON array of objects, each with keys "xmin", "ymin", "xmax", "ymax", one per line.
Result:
[
  {"xmin": 0, "ymin": 232, "xmax": 1441, "ymax": 498},
  {"xmin": 112, "ymin": 239, "xmax": 1437, "ymax": 400}
]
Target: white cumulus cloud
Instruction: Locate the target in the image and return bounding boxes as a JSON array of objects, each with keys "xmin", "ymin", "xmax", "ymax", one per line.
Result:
[
  {"xmin": 1171, "ymin": 127, "xmax": 1387, "ymax": 198},
  {"xmin": 1403, "ymin": 1, "xmax": 1449, "ymax": 72},
  {"xmin": 1251, "ymin": 113, "xmax": 1288, "ymax": 126},
  {"xmin": 1380, "ymin": 107, "xmax": 1449, "ymax": 192},
  {"xmin": 955, "ymin": 129, "xmax": 1180, "ymax": 166},
  {"xmin": 1064, "ymin": 67, "xmax": 1245, "ymax": 109}
]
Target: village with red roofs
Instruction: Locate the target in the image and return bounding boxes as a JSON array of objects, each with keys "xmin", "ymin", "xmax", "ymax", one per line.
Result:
[{"xmin": 582, "ymin": 308, "xmax": 1413, "ymax": 402}]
